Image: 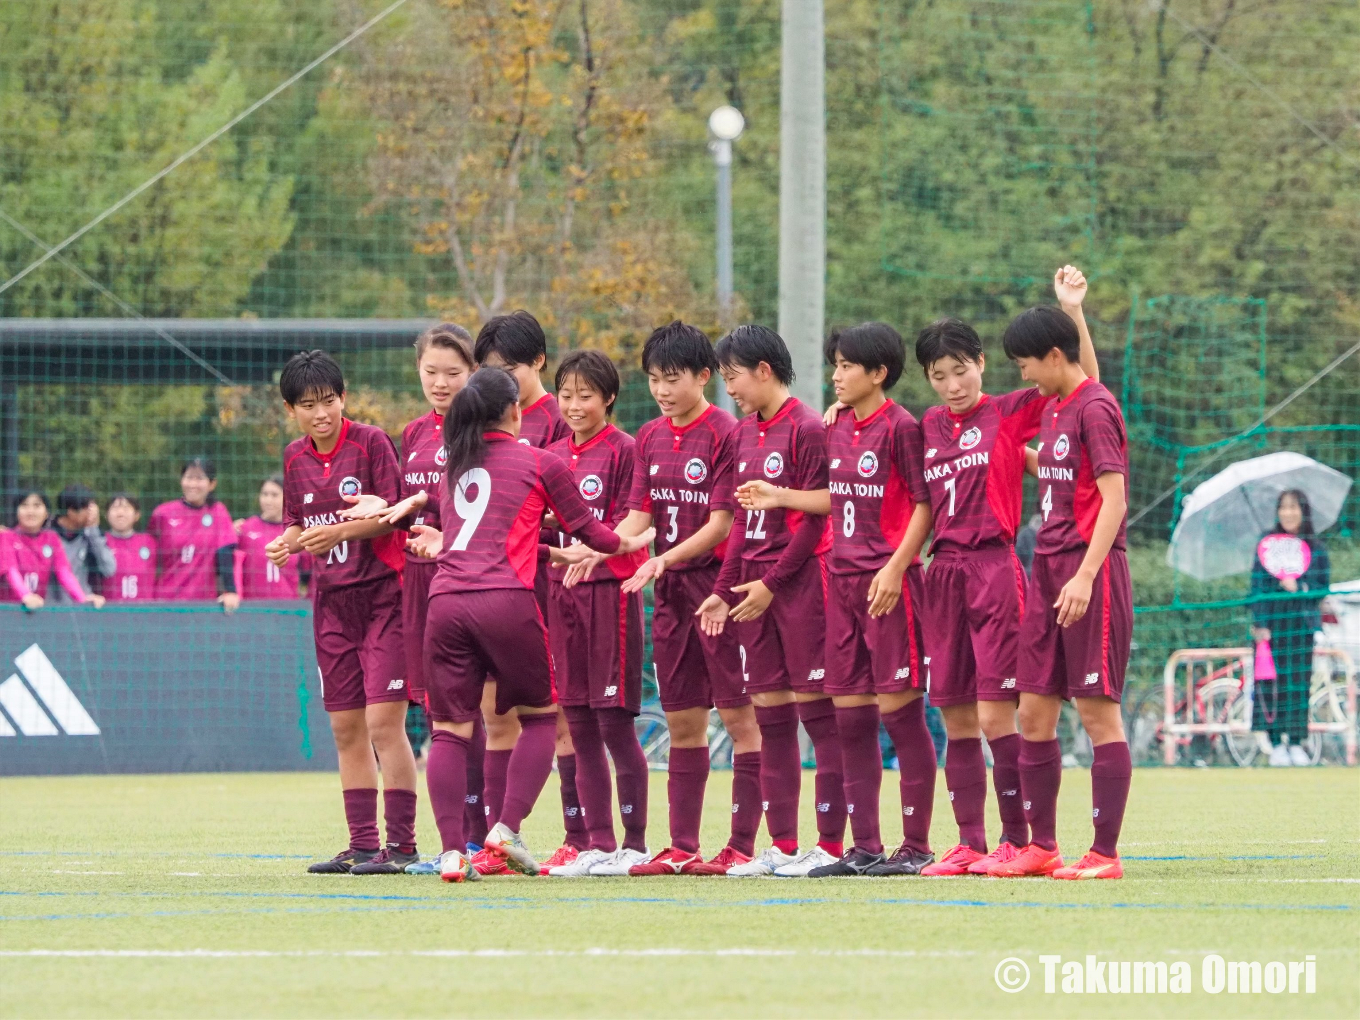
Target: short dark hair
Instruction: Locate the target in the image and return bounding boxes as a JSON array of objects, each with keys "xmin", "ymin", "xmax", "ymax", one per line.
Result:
[
  {"xmin": 915, "ymin": 318, "xmax": 984, "ymax": 371},
  {"xmin": 474, "ymin": 310, "xmax": 547, "ymax": 368},
  {"xmin": 715, "ymin": 324, "xmax": 795, "ymax": 385},
  {"xmin": 180, "ymin": 455, "xmax": 217, "ymax": 482},
  {"xmin": 1002, "ymin": 306, "xmax": 1080, "ymax": 363},
  {"xmin": 280, "ymin": 350, "xmax": 346, "ymax": 404},
  {"xmin": 57, "ymin": 484, "xmax": 96, "ymax": 515},
  {"xmin": 108, "ymin": 492, "xmax": 141, "ymax": 513},
  {"xmin": 11, "ymin": 489, "xmax": 49, "ymax": 527},
  {"xmin": 262, "ymin": 474, "xmax": 285, "ymax": 492},
  {"xmin": 555, "ymin": 349, "xmax": 620, "ymax": 415},
  {"xmin": 825, "ymin": 322, "xmax": 906, "ymax": 391},
  {"xmin": 640, "ymin": 320, "xmax": 718, "ymax": 377}
]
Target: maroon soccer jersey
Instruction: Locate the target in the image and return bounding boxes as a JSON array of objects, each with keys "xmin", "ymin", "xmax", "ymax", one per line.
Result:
[
  {"xmin": 400, "ymin": 409, "xmax": 447, "ymax": 550},
  {"xmin": 827, "ymin": 399, "xmax": 929, "ymax": 574},
  {"xmin": 282, "ymin": 418, "xmax": 404, "ymax": 591},
  {"xmin": 428, "ymin": 431, "xmax": 622, "ymax": 596},
  {"xmin": 105, "ymin": 533, "xmax": 158, "ymax": 601},
  {"xmin": 518, "ymin": 392, "xmax": 572, "ymax": 450},
  {"xmin": 235, "ymin": 516, "xmax": 308, "ymax": 599},
  {"xmin": 920, "ymin": 388, "xmax": 1048, "ymax": 553},
  {"xmin": 147, "ymin": 500, "xmax": 236, "ymax": 599},
  {"xmin": 626, "ymin": 404, "xmax": 738, "ymax": 573},
  {"xmin": 1034, "ymin": 379, "xmax": 1129, "ymax": 554},
  {"xmin": 546, "ymin": 424, "xmax": 648, "ymax": 582}
]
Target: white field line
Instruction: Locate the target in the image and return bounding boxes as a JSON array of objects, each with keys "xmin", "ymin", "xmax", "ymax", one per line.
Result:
[{"xmin": 0, "ymin": 948, "xmax": 980, "ymax": 959}]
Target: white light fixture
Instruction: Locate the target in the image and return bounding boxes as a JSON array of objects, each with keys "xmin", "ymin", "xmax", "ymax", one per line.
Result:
[{"xmin": 708, "ymin": 105, "xmax": 745, "ymax": 142}]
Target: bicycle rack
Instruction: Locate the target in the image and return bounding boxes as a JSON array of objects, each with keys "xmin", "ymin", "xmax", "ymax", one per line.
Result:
[
  {"xmin": 1313, "ymin": 646, "xmax": 1358, "ymax": 766},
  {"xmin": 1162, "ymin": 647, "xmax": 1253, "ymax": 766}
]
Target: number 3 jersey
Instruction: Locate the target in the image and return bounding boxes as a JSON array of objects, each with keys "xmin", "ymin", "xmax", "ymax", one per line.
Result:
[
  {"xmin": 282, "ymin": 418, "xmax": 404, "ymax": 591},
  {"xmin": 1033, "ymin": 379, "xmax": 1128, "ymax": 554},
  {"xmin": 546, "ymin": 424, "xmax": 648, "ymax": 582}
]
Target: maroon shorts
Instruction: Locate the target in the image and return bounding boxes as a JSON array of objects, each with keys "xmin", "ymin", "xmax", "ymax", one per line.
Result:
[
  {"xmin": 548, "ymin": 579, "xmax": 644, "ymax": 713},
  {"xmin": 1018, "ymin": 547, "xmax": 1132, "ymax": 703},
  {"xmin": 313, "ymin": 572, "xmax": 406, "ymax": 713},
  {"xmin": 651, "ymin": 566, "xmax": 749, "ymax": 713},
  {"xmin": 824, "ymin": 565, "xmax": 927, "ymax": 697},
  {"xmin": 731, "ymin": 555, "xmax": 827, "ymax": 697},
  {"xmin": 923, "ymin": 544, "xmax": 1026, "ymax": 707},
  {"xmin": 401, "ymin": 558, "xmax": 436, "ymax": 703},
  {"xmin": 424, "ymin": 589, "xmax": 556, "ymax": 724}
]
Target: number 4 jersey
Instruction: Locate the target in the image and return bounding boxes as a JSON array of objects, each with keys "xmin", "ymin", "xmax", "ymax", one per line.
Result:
[{"xmin": 1033, "ymin": 378, "xmax": 1129, "ymax": 554}]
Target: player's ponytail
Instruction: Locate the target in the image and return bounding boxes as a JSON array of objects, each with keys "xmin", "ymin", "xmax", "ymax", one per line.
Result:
[{"xmin": 443, "ymin": 367, "xmax": 520, "ymax": 489}]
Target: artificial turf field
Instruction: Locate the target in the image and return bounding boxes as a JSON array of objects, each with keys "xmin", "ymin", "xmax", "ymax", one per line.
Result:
[{"xmin": 0, "ymin": 769, "xmax": 1355, "ymax": 1019}]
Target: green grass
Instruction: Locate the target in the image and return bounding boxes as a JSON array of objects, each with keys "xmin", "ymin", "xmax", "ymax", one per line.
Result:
[{"xmin": 0, "ymin": 769, "xmax": 1356, "ymax": 1018}]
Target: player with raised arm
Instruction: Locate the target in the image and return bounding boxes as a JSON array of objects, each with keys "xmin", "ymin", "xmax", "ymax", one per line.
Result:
[
  {"xmin": 235, "ymin": 476, "xmax": 311, "ymax": 599},
  {"xmin": 148, "ymin": 457, "xmax": 239, "ymax": 611},
  {"xmin": 264, "ymin": 350, "xmax": 419, "ymax": 876},
  {"xmin": 997, "ymin": 303, "xmax": 1132, "ymax": 880},
  {"xmin": 103, "ymin": 494, "xmax": 157, "ymax": 602},
  {"xmin": 694, "ymin": 325, "xmax": 846, "ymax": 878}
]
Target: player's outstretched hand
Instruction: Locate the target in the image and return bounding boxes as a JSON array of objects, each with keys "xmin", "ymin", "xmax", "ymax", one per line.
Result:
[
  {"xmin": 218, "ymin": 592, "xmax": 240, "ymax": 615},
  {"xmin": 298, "ymin": 524, "xmax": 344, "ymax": 556},
  {"xmin": 822, "ymin": 401, "xmax": 847, "ymax": 427},
  {"xmin": 375, "ymin": 491, "xmax": 428, "ymax": 526},
  {"xmin": 264, "ymin": 537, "xmax": 290, "ymax": 568},
  {"xmin": 337, "ymin": 492, "xmax": 391, "ymax": 520},
  {"xmin": 695, "ymin": 593, "xmax": 731, "ymax": 636},
  {"xmin": 866, "ymin": 563, "xmax": 904, "ymax": 618},
  {"xmin": 1053, "ymin": 264, "xmax": 1087, "ymax": 310},
  {"xmin": 737, "ymin": 480, "xmax": 783, "ymax": 512},
  {"xmin": 561, "ymin": 551, "xmax": 604, "ymax": 589},
  {"xmin": 729, "ymin": 578, "xmax": 774, "ymax": 623},
  {"xmin": 1054, "ymin": 572, "xmax": 1093, "ymax": 627},
  {"xmin": 87, "ymin": 594, "xmax": 106, "ymax": 610},
  {"xmin": 621, "ymin": 555, "xmax": 666, "ymax": 594},
  {"xmin": 407, "ymin": 524, "xmax": 443, "ymax": 559},
  {"xmin": 20, "ymin": 592, "xmax": 43, "ymax": 611},
  {"xmin": 615, "ymin": 528, "xmax": 656, "ymax": 557}
]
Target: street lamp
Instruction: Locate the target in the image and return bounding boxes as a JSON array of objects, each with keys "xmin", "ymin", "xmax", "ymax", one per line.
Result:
[{"xmin": 708, "ymin": 105, "xmax": 744, "ymax": 413}]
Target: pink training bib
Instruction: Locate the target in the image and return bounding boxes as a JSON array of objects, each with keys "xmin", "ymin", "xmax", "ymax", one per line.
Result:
[{"xmin": 1257, "ymin": 533, "xmax": 1311, "ymax": 581}]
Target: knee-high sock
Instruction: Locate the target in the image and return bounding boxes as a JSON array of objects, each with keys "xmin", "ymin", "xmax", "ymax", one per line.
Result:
[
  {"xmin": 483, "ymin": 748, "xmax": 512, "ymax": 830},
  {"xmin": 463, "ymin": 715, "xmax": 488, "ymax": 846},
  {"xmin": 1019, "ymin": 737, "xmax": 1062, "ymax": 851},
  {"xmin": 728, "ymin": 751, "xmax": 762, "ymax": 857},
  {"xmin": 556, "ymin": 753, "xmax": 590, "ymax": 850},
  {"xmin": 881, "ymin": 699, "xmax": 935, "ymax": 854},
  {"xmin": 564, "ymin": 707, "xmax": 617, "ymax": 853},
  {"xmin": 987, "ymin": 733, "xmax": 1028, "ymax": 848},
  {"xmin": 1090, "ymin": 741, "xmax": 1131, "ymax": 858},
  {"xmin": 835, "ymin": 704, "xmax": 884, "ymax": 855},
  {"xmin": 383, "ymin": 788, "xmax": 417, "ymax": 851},
  {"xmin": 425, "ymin": 731, "xmax": 469, "ymax": 854},
  {"xmin": 598, "ymin": 708, "xmax": 649, "ymax": 853},
  {"xmin": 667, "ymin": 746, "xmax": 709, "ymax": 854},
  {"xmin": 500, "ymin": 715, "xmax": 558, "ymax": 833},
  {"xmin": 754, "ymin": 703, "xmax": 802, "ymax": 850},
  {"xmin": 342, "ymin": 788, "xmax": 380, "ymax": 852},
  {"xmin": 944, "ymin": 737, "xmax": 988, "ymax": 853},
  {"xmin": 798, "ymin": 699, "xmax": 846, "ymax": 854}
]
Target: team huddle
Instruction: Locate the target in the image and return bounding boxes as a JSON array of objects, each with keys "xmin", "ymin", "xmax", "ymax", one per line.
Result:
[{"xmin": 265, "ymin": 264, "xmax": 1134, "ymax": 884}]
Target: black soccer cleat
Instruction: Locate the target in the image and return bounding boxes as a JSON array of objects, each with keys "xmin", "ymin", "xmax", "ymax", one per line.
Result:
[
  {"xmin": 864, "ymin": 843, "xmax": 935, "ymax": 876},
  {"xmin": 350, "ymin": 844, "xmax": 420, "ymax": 875},
  {"xmin": 307, "ymin": 847, "xmax": 380, "ymax": 874},
  {"xmin": 807, "ymin": 846, "xmax": 887, "ymax": 878}
]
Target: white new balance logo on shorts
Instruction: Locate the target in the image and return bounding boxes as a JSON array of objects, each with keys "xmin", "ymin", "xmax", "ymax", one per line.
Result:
[
  {"xmin": 807, "ymin": 669, "xmax": 825, "ymax": 682},
  {"xmin": 894, "ymin": 667, "xmax": 910, "ymax": 680},
  {"xmin": 1085, "ymin": 672, "xmax": 1100, "ymax": 685},
  {"xmin": 386, "ymin": 678, "xmax": 405, "ymax": 691},
  {"xmin": 1001, "ymin": 678, "xmax": 1016, "ymax": 689},
  {"xmin": 603, "ymin": 685, "xmax": 617, "ymax": 697}
]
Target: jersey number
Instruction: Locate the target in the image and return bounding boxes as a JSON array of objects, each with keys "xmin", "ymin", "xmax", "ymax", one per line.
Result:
[
  {"xmin": 842, "ymin": 500, "xmax": 855, "ymax": 538},
  {"xmin": 665, "ymin": 506, "xmax": 679, "ymax": 543},
  {"xmin": 121, "ymin": 575, "xmax": 138, "ymax": 599},
  {"xmin": 180, "ymin": 543, "xmax": 195, "ymax": 564},
  {"xmin": 452, "ymin": 468, "xmax": 492, "ymax": 551},
  {"xmin": 23, "ymin": 572, "xmax": 38, "ymax": 593},
  {"xmin": 943, "ymin": 477, "xmax": 957, "ymax": 517},
  {"xmin": 745, "ymin": 509, "xmax": 767, "ymax": 540},
  {"xmin": 327, "ymin": 541, "xmax": 349, "ymax": 565},
  {"xmin": 1041, "ymin": 484, "xmax": 1053, "ymax": 522},
  {"xmin": 266, "ymin": 561, "xmax": 282, "ymax": 584}
]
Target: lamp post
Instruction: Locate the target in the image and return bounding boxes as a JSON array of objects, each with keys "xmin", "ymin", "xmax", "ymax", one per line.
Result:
[{"xmin": 709, "ymin": 104, "xmax": 744, "ymax": 414}]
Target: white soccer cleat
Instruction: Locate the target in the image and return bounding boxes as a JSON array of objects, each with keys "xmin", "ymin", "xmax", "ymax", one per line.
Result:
[
  {"xmin": 725, "ymin": 846, "xmax": 796, "ymax": 877},
  {"xmin": 772, "ymin": 846, "xmax": 838, "ymax": 877},
  {"xmin": 438, "ymin": 850, "xmax": 481, "ymax": 884},
  {"xmin": 483, "ymin": 822, "xmax": 540, "ymax": 876},
  {"xmin": 548, "ymin": 847, "xmax": 613, "ymax": 877},
  {"xmin": 588, "ymin": 847, "xmax": 650, "ymax": 876}
]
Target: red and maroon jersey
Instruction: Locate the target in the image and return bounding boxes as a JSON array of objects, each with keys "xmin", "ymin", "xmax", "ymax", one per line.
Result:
[
  {"xmin": 827, "ymin": 400, "xmax": 929, "ymax": 574},
  {"xmin": 920, "ymin": 388, "xmax": 1047, "ymax": 554},
  {"xmin": 1034, "ymin": 379, "xmax": 1129, "ymax": 554},
  {"xmin": 546, "ymin": 424, "xmax": 649, "ymax": 583},
  {"xmin": 282, "ymin": 418, "xmax": 404, "ymax": 591},
  {"xmin": 429, "ymin": 432, "xmax": 622, "ymax": 595},
  {"xmin": 235, "ymin": 516, "xmax": 309, "ymax": 599},
  {"xmin": 400, "ymin": 409, "xmax": 447, "ymax": 554},
  {"xmin": 105, "ymin": 533, "xmax": 158, "ymax": 601},
  {"xmin": 626, "ymin": 404, "xmax": 738, "ymax": 573},
  {"xmin": 1, "ymin": 528, "xmax": 84, "ymax": 602},
  {"xmin": 518, "ymin": 392, "xmax": 571, "ymax": 450},
  {"xmin": 147, "ymin": 500, "xmax": 236, "ymax": 599}
]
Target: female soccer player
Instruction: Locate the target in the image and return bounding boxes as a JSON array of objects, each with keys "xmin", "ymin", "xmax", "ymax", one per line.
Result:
[
  {"xmin": 104, "ymin": 494, "xmax": 158, "ymax": 602},
  {"xmin": 148, "ymin": 457, "xmax": 239, "ymax": 611},
  {"xmin": 235, "ymin": 476, "xmax": 310, "ymax": 599},
  {"xmin": 3, "ymin": 491, "xmax": 102, "ymax": 608},
  {"xmin": 1002, "ymin": 300, "xmax": 1132, "ymax": 879},
  {"xmin": 400, "ymin": 366, "xmax": 653, "ymax": 881}
]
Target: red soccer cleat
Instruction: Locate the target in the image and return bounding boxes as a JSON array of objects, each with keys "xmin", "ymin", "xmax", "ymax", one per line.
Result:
[
  {"xmin": 1052, "ymin": 851, "xmax": 1122, "ymax": 880},
  {"xmin": 537, "ymin": 845, "xmax": 578, "ymax": 876},
  {"xmin": 988, "ymin": 843, "xmax": 1064, "ymax": 877},
  {"xmin": 966, "ymin": 841, "xmax": 1022, "ymax": 875},
  {"xmin": 920, "ymin": 843, "xmax": 986, "ymax": 876},
  {"xmin": 470, "ymin": 847, "xmax": 511, "ymax": 877},
  {"xmin": 682, "ymin": 845, "xmax": 752, "ymax": 876},
  {"xmin": 627, "ymin": 847, "xmax": 703, "ymax": 876}
]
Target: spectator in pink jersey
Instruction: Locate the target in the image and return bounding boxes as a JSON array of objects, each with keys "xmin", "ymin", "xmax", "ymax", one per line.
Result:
[
  {"xmin": 3, "ymin": 491, "xmax": 102, "ymax": 609},
  {"xmin": 104, "ymin": 494, "xmax": 158, "ymax": 602},
  {"xmin": 147, "ymin": 457, "xmax": 240, "ymax": 611},
  {"xmin": 235, "ymin": 475, "xmax": 310, "ymax": 599}
]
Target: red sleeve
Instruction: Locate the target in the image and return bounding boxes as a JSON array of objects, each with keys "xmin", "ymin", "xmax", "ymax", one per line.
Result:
[
  {"xmin": 762, "ymin": 418, "xmax": 829, "ymax": 594},
  {"xmin": 539, "ymin": 454, "xmax": 621, "ymax": 554},
  {"xmin": 1079, "ymin": 399, "xmax": 1128, "ymax": 478},
  {"xmin": 368, "ymin": 429, "xmax": 403, "ymax": 503},
  {"xmin": 895, "ymin": 415, "xmax": 929, "ymax": 503},
  {"xmin": 714, "ymin": 505, "xmax": 748, "ymax": 606},
  {"xmin": 995, "ymin": 386, "xmax": 1046, "ymax": 442},
  {"xmin": 708, "ymin": 426, "xmax": 737, "ymax": 513}
]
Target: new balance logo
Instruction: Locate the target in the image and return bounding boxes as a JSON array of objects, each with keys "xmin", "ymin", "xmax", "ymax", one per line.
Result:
[
  {"xmin": 846, "ymin": 803, "xmax": 855, "ymax": 814},
  {"xmin": 807, "ymin": 668, "xmax": 825, "ymax": 681},
  {"xmin": 762, "ymin": 801, "xmax": 770, "ymax": 811},
  {"xmin": 386, "ymin": 678, "xmax": 405, "ymax": 691},
  {"xmin": 303, "ymin": 493, "xmax": 314, "ymax": 504},
  {"xmin": 1084, "ymin": 672, "xmax": 1100, "ymax": 685},
  {"xmin": 948, "ymin": 791, "xmax": 955, "ymax": 802},
  {"xmin": 731, "ymin": 804, "xmax": 740, "ymax": 814},
  {"xmin": 565, "ymin": 807, "xmax": 580, "ymax": 817},
  {"xmin": 830, "ymin": 459, "xmax": 841, "ymax": 469},
  {"xmin": 1000, "ymin": 678, "xmax": 1016, "ymax": 689},
  {"xmin": 621, "ymin": 804, "xmax": 633, "ymax": 814},
  {"xmin": 894, "ymin": 667, "xmax": 910, "ymax": 680},
  {"xmin": 903, "ymin": 806, "xmax": 914, "ymax": 816},
  {"xmin": 465, "ymin": 794, "xmax": 479, "ymax": 804},
  {"xmin": 1001, "ymin": 788, "xmax": 1018, "ymax": 797},
  {"xmin": 0, "ymin": 645, "xmax": 100, "ymax": 737},
  {"xmin": 1092, "ymin": 807, "xmax": 1100, "ymax": 819},
  {"xmin": 816, "ymin": 802, "xmax": 830, "ymax": 813},
  {"xmin": 603, "ymin": 685, "xmax": 618, "ymax": 697},
  {"xmin": 1024, "ymin": 800, "xmax": 1032, "ymax": 811}
]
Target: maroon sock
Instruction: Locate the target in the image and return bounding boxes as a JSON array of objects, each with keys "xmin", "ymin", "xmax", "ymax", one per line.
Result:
[
  {"xmin": 564, "ymin": 707, "xmax": 617, "ymax": 853},
  {"xmin": 1090, "ymin": 741, "xmax": 1132, "ymax": 858},
  {"xmin": 463, "ymin": 715, "xmax": 488, "ymax": 846},
  {"xmin": 556, "ymin": 753, "xmax": 590, "ymax": 850},
  {"xmin": 342, "ymin": 788, "xmax": 380, "ymax": 851},
  {"xmin": 798, "ymin": 699, "xmax": 847, "ymax": 847},
  {"xmin": 834, "ymin": 704, "xmax": 884, "ymax": 855},
  {"xmin": 598, "ymin": 709, "xmax": 649, "ymax": 853},
  {"xmin": 944, "ymin": 738, "xmax": 988, "ymax": 853},
  {"xmin": 667, "ymin": 746, "xmax": 709, "ymax": 854},
  {"xmin": 988, "ymin": 733, "xmax": 1028, "ymax": 848},
  {"xmin": 754, "ymin": 704, "xmax": 802, "ymax": 844},
  {"xmin": 382, "ymin": 788, "xmax": 417, "ymax": 852},
  {"xmin": 728, "ymin": 751, "xmax": 762, "ymax": 857},
  {"xmin": 499, "ymin": 715, "xmax": 558, "ymax": 832},
  {"xmin": 882, "ymin": 699, "xmax": 935, "ymax": 854},
  {"xmin": 425, "ymin": 731, "xmax": 469, "ymax": 853},
  {"xmin": 1019, "ymin": 737, "xmax": 1063, "ymax": 851},
  {"xmin": 483, "ymin": 748, "xmax": 512, "ymax": 830}
]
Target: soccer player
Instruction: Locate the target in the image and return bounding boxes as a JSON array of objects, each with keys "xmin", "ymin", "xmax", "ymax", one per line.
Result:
[
  {"xmin": 695, "ymin": 325, "xmax": 846, "ymax": 878},
  {"xmin": 264, "ymin": 350, "xmax": 420, "ymax": 876},
  {"xmin": 402, "ymin": 366, "xmax": 653, "ymax": 881},
  {"xmin": 738, "ymin": 323, "xmax": 938, "ymax": 876},
  {"xmin": 997, "ymin": 301, "xmax": 1132, "ymax": 880},
  {"xmin": 104, "ymin": 494, "xmax": 157, "ymax": 602},
  {"xmin": 3, "ymin": 491, "xmax": 101, "ymax": 608},
  {"xmin": 235, "ymin": 475, "xmax": 311, "ymax": 599},
  {"xmin": 148, "ymin": 457, "xmax": 240, "ymax": 611}
]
